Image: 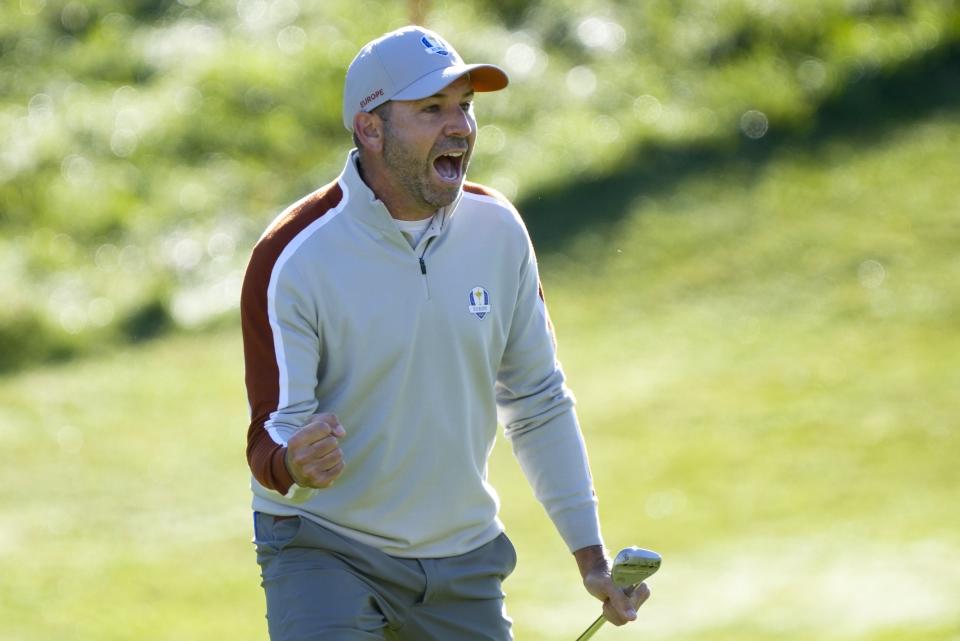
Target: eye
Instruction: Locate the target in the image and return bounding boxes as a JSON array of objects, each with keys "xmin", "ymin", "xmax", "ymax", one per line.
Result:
[
  {"xmin": 460, "ymin": 101, "xmax": 473, "ymax": 111},
  {"xmin": 422, "ymin": 104, "xmax": 441, "ymax": 113}
]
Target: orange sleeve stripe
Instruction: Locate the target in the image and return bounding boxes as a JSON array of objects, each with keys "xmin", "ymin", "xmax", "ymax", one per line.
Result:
[
  {"xmin": 463, "ymin": 181, "xmax": 507, "ymax": 202},
  {"xmin": 240, "ymin": 181, "xmax": 343, "ymax": 493}
]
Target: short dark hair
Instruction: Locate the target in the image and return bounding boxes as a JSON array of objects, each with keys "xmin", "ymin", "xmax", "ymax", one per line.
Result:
[{"xmin": 353, "ymin": 101, "xmax": 393, "ymax": 148}]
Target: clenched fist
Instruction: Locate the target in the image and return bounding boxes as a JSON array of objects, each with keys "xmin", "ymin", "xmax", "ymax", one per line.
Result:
[{"xmin": 284, "ymin": 413, "xmax": 346, "ymax": 488}]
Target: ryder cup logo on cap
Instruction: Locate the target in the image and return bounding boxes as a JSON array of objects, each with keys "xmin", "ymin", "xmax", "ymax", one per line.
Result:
[
  {"xmin": 342, "ymin": 25, "xmax": 509, "ymax": 132},
  {"xmin": 420, "ymin": 34, "xmax": 450, "ymax": 56}
]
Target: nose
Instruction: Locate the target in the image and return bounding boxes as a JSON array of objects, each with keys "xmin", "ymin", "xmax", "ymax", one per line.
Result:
[{"xmin": 444, "ymin": 104, "xmax": 474, "ymax": 138}]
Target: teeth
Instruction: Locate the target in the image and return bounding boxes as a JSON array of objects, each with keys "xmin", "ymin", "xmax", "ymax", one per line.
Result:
[{"xmin": 445, "ymin": 151, "xmax": 463, "ymax": 157}]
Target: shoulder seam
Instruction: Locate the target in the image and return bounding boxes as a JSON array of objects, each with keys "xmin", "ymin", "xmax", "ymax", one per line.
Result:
[
  {"xmin": 265, "ymin": 181, "xmax": 349, "ymax": 410},
  {"xmin": 462, "ymin": 182, "xmax": 514, "ymax": 206},
  {"xmin": 241, "ymin": 179, "xmax": 349, "ymax": 463},
  {"xmin": 259, "ymin": 180, "xmax": 346, "ymax": 244},
  {"xmin": 462, "ymin": 190, "xmax": 504, "ymax": 205},
  {"xmin": 461, "ymin": 191, "xmax": 517, "ymax": 216}
]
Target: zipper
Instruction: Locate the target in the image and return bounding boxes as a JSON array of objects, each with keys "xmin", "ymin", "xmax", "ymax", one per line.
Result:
[{"xmin": 418, "ymin": 237, "xmax": 434, "ymax": 299}]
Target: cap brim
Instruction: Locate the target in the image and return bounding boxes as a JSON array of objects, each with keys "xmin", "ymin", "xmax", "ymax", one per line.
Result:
[{"xmin": 392, "ymin": 63, "xmax": 509, "ymax": 101}]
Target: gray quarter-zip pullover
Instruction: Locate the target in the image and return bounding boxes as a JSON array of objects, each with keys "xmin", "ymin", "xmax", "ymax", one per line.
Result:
[{"xmin": 241, "ymin": 151, "xmax": 601, "ymax": 558}]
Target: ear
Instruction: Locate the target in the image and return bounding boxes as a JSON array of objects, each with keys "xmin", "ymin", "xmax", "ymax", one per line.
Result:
[{"xmin": 354, "ymin": 111, "xmax": 384, "ymax": 153}]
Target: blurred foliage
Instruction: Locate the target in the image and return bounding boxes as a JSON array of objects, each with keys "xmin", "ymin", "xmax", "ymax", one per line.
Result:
[{"xmin": 1, "ymin": 0, "xmax": 959, "ymax": 372}]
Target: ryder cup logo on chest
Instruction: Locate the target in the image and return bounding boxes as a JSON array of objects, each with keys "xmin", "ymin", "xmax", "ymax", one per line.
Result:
[{"xmin": 468, "ymin": 287, "xmax": 491, "ymax": 320}]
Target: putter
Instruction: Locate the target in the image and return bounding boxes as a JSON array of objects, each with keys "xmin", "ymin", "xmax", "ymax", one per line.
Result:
[{"xmin": 574, "ymin": 547, "xmax": 661, "ymax": 641}]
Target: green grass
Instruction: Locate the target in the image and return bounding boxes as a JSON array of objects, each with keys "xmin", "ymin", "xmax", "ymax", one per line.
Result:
[{"xmin": 2, "ymin": 111, "xmax": 959, "ymax": 640}]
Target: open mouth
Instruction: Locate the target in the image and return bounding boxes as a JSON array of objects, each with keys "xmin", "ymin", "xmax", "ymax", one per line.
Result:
[{"xmin": 432, "ymin": 150, "xmax": 465, "ymax": 183}]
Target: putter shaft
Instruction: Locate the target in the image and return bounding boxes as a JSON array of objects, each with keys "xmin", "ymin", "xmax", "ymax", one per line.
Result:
[
  {"xmin": 574, "ymin": 613, "xmax": 607, "ymax": 641},
  {"xmin": 574, "ymin": 585, "xmax": 637, "ymax": 641}
]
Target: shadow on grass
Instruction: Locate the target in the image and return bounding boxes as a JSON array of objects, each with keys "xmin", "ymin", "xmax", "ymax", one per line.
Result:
[{"xmin": 519, "ymin": 41, "xmax": 960, "ymax": 251}]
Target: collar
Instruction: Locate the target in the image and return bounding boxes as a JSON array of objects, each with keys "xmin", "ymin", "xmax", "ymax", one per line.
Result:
[{"xmin": 338, "ymin": 149, "xmax": 464, "ymax": 235}]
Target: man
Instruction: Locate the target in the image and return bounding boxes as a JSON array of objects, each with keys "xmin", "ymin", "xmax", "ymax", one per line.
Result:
[{"xmin": 240, "ymin": 25, "xmax": 650, "ymax": 640}]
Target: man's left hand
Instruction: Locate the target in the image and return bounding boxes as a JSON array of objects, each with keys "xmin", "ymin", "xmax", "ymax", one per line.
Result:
[{"xmin": 574, "ymin": 545, "xmax": 651, "ymax": 625}]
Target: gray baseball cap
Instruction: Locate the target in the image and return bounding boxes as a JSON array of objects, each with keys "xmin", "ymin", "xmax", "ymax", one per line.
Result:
[{"xmin": 342, "ymin": 26, "xmax": 509, "ymax": 132}]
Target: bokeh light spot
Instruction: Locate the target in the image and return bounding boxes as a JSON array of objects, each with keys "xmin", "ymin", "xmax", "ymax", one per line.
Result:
[
  {"xmin": 95, "ymin": 244, "xmax": 120, "ymax": 271},
  {"xmin": 577, "ymin": 17, "xmax": 627, "ymax": 52},
  {"xmin": 59, "ymin": 305, "xmax": 87, "ymax": 334},
  {"xmin": 88, "ymin": 298, "xmax": 115, "ymax": 327},
  {"xmin": 797, "ymin": 58, "xmax": 827, "ymax": 92},
  {"xmin": 278, "ymin": 26, "xmax": 307, "ymax": 54},
  {"xmin": 491, "ymin": 174, "xmax": 518, "ymax": 201},
  {"xmin": 20, "ymin": 0, "xmax": 46, "ymax": 16},
  {"xmin": 113, "ymin": 85, "xmax": 138, "ymax": 108},
  {"xmin": 270, "ymin": 0, "xmax": 300, "ymax": 24},
  {"xmin": 237, "ymin": 0, "xmax": 268, "ymax": 24},
  {"xmin": 60, "ymin": 2, "xmax": 89, "ymax": 32},
  {"xmin": 171, "ymin": 271, "xmax": 243, "ymax": 327},
  {"xmin": 566, "ymin": 66, "xmax": 596, "ymax": 98},
  {"xmin": 179, "ymin": 182, "xmax": 210, "ymax": 211},
  {"xmin": 173, "ymin": 237, "xmax": 203, "ymax": 272},
  {"xmin": 115, "ymin": 107, "xmax": 144, "ymax": 133},
  {"xmin": 478, "ymin": 125, "xmax": 506, "ymax": 154},
  {"xmin": 207, "ymin": 232, "xmax": 236, "ymax": 259},
  {"xmin": 858, "ymin": 260, "xmax": 886, "ymax": 289},
  {"xmin": 593, "ymin": 115, "xmax": 621, "ymax": 143},
  {"xmin": 110, "ymin": 129, "xmax": 139, "ymax": 158},
  {"xmin": 913, "ymin": 21, "xmax": 939, "ymax": 51},
  {"xmin": 645, "ymin": 489, "xmax": 688, "ymax": 519},
  {"xmin": 120, "ymin": 245, "xmax": 146, "ymax": 272},
  {"xmin": 52, "ymin": 233, "xmax": 77, "ymax": 259},
  {"xmin": 61, "ymin": 154, "xmax": 93, "ymax": 185},
  {"xmin": 740, "ymin": 109, "xmax": 769, "ymax": 139},
  {"xmin": 28, "ymin": 93, "xmax": 54, "ymax": 118},
  {"xmin": 633, "ymin": 94, "xmax": 663, "ymax": 123},
  {"xmin": 504, "ymin": 42, "xmax": 537, "ymax": 76}
]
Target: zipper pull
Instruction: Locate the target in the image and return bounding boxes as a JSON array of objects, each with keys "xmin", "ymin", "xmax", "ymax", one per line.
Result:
[{"xmin": 418, "ymin": 236, "xmax": 433, "ymax": 275}]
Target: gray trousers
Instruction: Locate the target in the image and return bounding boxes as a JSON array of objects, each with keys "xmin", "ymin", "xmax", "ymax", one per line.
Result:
[{"xmin": 253, "ymin": 513, "xmax": 517, "ymax": 640}]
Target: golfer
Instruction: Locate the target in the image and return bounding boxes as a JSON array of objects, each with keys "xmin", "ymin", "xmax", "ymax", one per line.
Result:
[{"xmin": 240, "ymin": 25, "xmax": 650, "ymax": 640}]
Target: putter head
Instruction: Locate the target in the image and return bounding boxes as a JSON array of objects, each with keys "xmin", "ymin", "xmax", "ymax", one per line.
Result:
[{"xmin": 610, "ymin": 547, "xmax": 661, "ymax": 588}]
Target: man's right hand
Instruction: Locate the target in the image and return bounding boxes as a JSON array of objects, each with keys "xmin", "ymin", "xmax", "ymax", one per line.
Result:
[{"xmin": 284, "ymin": 413, "xmax": 346, "ymax": 488}]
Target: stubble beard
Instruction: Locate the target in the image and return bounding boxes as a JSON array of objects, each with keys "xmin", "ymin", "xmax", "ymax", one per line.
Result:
[{"xmin": 382, "ymin": 120, "xmax": 467, "ymax": 213}]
